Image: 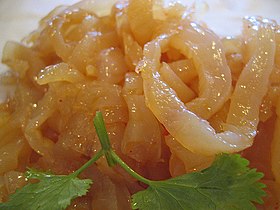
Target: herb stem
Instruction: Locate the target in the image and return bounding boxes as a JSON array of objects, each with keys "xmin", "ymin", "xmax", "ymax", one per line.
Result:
[
  {"xmin": 72, "ymin": 150, "xmax": 103, "ymax": 177},
  {"xmin": 110, "ymin": 150, "xmax": 151, "ymax": 185}
]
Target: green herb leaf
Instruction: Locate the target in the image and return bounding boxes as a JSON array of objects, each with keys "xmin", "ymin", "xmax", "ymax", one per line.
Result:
[
  {"xmin": 131, "ymin": 153, "xmax": 266, "ymax": 210},
  {"xmin": 0, "ymin": 168, "xmax": 92, "ymax": 210},
  {"xmin": 0, "ymin": 112, "xmax": 267, "ymax": 210}
]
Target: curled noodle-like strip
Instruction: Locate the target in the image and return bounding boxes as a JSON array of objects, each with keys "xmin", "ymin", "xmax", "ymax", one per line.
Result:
[
  {"xmin": 139, "ymin": 17, "xmax": 275, "ymax": 155},
  {"xmin": 127, "ymin": 0, "xmax": 155, "ymax": 46},
  {"xmin": 24, "ymin": 90, "xmax": 56, "ymax": 159},
  {"xmin": 169, "ymin": 22, "xmax": 232, "ymax": 119},
  {"xmin": 226, "ymin": 17, "xmax": 276, "ymax": 139},
  {"xmin": 47, "ymin": 9, "xmax": 95, "ymax": 61},
  {"xmin": 24, "ymin": 64, "xmax": 85, "ymax": 158},
  {"xmin": 36, "ymin": 63, "xmax": 85, "ymax": 85}
]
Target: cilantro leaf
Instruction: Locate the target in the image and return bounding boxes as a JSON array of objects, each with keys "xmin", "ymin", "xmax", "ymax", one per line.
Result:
[
  {"xmin": 0, "ymin": 168, "xmax": 92, "ymax": 210},
  {"xmin": 131, "ymin": 153, "xmax": 266, "ymax": 210},
  {"xmin": 0, "ymin": 112, "xmax": 267, "ymax": 210}
]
